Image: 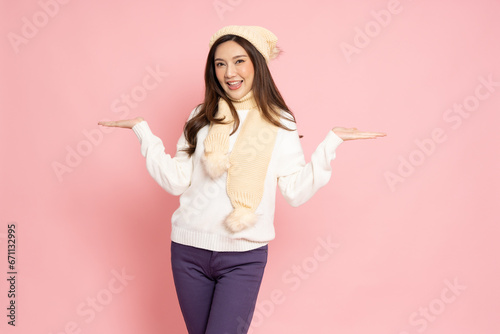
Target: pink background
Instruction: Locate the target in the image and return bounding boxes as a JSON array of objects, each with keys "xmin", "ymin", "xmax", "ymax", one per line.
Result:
[{"xmin": 1, "ymin": 0, "xmax": 499, "ymax": 333}]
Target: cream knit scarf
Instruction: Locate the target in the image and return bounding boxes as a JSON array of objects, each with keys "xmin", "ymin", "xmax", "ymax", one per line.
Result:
[{"xmin": 203, "ymin": 91, "xmax": 278, "ymax": 233}]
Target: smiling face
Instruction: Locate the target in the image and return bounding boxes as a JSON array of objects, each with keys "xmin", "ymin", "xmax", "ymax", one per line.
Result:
[{"xmin": 214, "ymin": 40, "xmax": 255, "ymax": 100}]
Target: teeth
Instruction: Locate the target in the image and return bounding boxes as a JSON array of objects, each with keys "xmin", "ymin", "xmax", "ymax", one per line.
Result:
[{"xmin": 228, "ymin": 81, "xmax": 242, "ymax": 85}]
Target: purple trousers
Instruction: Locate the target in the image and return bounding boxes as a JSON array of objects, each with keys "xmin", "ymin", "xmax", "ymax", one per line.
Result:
[{"xmin": 171, "ymin": 241, "xmax": 268, "ymax": 334}]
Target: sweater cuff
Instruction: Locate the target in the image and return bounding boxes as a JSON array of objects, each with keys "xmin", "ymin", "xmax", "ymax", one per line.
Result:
[
  {"xmin": 326, "ymin": 130, "xmax": 344, "ymax": 151},
  {"xmin": 132, "ymin": 120, "xmax": 151, "ymax": 141}
]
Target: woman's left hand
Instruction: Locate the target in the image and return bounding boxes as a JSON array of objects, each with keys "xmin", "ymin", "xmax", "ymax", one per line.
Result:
[{"xmin": 332, "ymin": 127, "xmax": 386, "ymax": 141}]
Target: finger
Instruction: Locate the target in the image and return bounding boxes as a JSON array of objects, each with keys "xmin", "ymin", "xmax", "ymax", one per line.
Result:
[
  {"xmin": 98, "ymin": 121, "xmax": 115, "ymax": 127},
  {"xmin": 99, "ymin": 121, "xmax": 126, "ymax": 127},
  {"xmin": 352, "ymin": 133, "xmax": 386, "ymax": 139},
  {"xmin": 355, "ymin": 131, "xmax": 386, "ymax": 136}
]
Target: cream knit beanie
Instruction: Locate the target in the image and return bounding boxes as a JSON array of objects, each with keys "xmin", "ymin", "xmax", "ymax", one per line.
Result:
[{"xmin": 209, "ymin": 25, "xmax": 281, "ymax": 62}]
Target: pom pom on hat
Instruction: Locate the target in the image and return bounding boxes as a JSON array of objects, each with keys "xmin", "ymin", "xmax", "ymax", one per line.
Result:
[{"xmin": 209, "ymin": 25, "xmax": 281, "ymax": 63}]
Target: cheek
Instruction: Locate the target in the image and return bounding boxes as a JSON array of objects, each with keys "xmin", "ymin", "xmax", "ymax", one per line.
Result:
[
  {"xmin": 242, "ymin": 64, "xmax": 254, "ymax": 79},
  {"xmin": 215, "ymin": 69, "xmax": 225, "ymax": 84}
]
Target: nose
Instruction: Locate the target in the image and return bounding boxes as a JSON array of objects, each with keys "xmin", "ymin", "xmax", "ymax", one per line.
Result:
[{"xmin": 225, "ymin": 63, "xmax": 236, "ymax": 78}]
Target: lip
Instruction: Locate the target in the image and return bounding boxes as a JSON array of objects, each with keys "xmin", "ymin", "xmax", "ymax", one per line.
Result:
[{"xmin": 227, "ymin": 80, "xmax": 243, "ymax": 90}]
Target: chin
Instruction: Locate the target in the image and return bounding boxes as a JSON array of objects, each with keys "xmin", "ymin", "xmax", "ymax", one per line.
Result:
[{"xmin": 226, "ymin": 89, "xmax": 249, "ymax": 100}]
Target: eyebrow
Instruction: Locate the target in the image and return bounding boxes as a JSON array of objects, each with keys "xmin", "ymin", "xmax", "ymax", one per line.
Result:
[{"xmin": 214, "ymin": 55, "xmax": 248, "ymax": 62}]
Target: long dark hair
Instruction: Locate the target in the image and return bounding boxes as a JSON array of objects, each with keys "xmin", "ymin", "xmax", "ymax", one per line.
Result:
[{"xmin": 182, "ymin": 34, "xmax": 296, "ymax": 156}]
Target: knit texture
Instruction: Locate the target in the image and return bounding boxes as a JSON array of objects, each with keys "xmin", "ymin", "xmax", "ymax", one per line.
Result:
[
  {"xmin": 203, "ymin": 91, "xmax": 278, "ymax": 233},
  {"xmin": 202, "ymin": 91, "xmax": 256, "ymax": 178},
  {"xmin": 209, "ymin": 25, "xmax": 280, "ymax": 63}
]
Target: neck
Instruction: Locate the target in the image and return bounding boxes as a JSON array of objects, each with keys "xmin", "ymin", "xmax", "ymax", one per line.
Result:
[{"xmin": 228, "ymin": 90, "xmax": 257, "ymax": 111}]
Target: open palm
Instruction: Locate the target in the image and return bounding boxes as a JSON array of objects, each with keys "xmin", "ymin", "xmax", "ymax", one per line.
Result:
[
  {"xmin": 98, "ymin": 117, "xmax": 144, "ymax": 129},
  {"xmin": 332, "ymin": 127, "xmax": 386, "ymax": 141}
]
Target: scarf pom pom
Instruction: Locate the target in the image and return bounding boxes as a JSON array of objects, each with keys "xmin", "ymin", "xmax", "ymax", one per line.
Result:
[
  {"xmin": 224, "ymin": 207, "xmax": 257, "ymax": 233},
  {"xmin": 202, "ymin": 151, "xmax": 230, "ymax": 179}
]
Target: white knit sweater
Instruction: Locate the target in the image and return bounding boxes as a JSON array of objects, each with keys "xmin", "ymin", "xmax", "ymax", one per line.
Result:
[{"xmin": 132, "ymin": 106, "xmax": 343, "ymax": 252}]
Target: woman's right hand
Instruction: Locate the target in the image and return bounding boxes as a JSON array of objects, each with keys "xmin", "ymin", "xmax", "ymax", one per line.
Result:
[{"xmin": 98, "ymin": 117, "xmax": 144, "ymax": 129}]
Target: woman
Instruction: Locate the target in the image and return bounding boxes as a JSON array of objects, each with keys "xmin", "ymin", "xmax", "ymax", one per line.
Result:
[{"xmin": 99, "ymin": 25, "xmax": 385, "ymax": 334}]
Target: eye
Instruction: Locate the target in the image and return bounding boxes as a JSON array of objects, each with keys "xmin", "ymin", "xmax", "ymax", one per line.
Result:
[
  {"xmin": 215, "ymin": 62, "xmax": 225, "ymax": 67},
  {"xmin": 236, "ymin": 59, "xmax": 245, "ymax": 64}
]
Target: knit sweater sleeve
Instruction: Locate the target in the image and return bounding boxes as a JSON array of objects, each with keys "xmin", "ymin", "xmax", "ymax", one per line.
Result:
[
  {"xmin": 131, "ymin": 108, "xmax": 198, "ymax": 196},
  {"xmin": 276, "ymin": 123, "xmax": 343, "ymax": 207}
]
